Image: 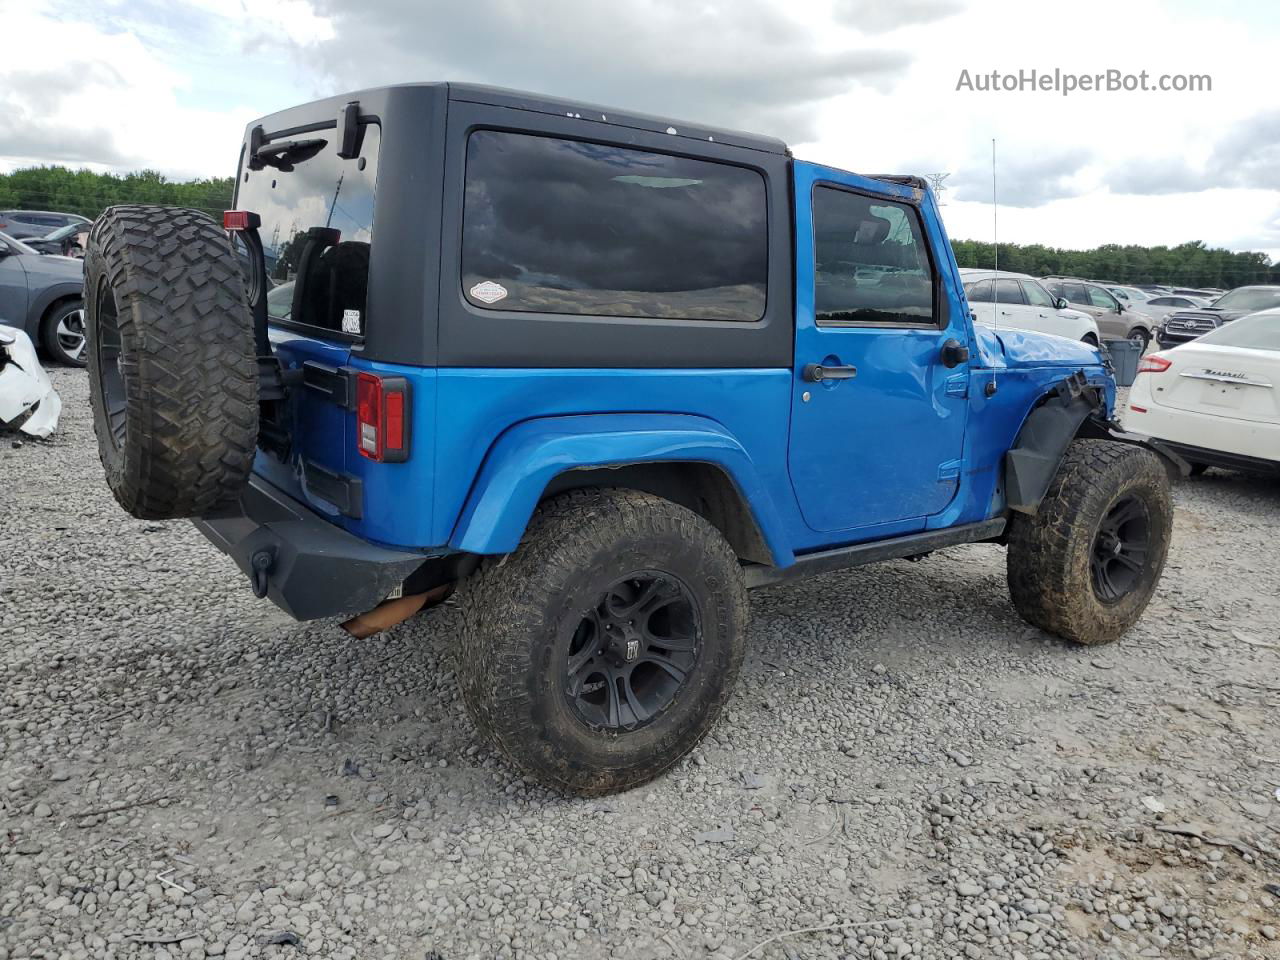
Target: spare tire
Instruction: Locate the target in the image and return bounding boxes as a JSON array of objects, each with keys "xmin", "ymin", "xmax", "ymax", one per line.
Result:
[{"xmin": 85, "ymin": 205, "xmax": 259, "ymax": 520}]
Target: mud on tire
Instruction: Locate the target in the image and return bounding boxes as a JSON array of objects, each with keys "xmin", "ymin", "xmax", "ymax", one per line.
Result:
[
  {"xmin": 1007, "ymin": 439, "xmax": 1173, "ymax": 645},
  {"xmin": 453, "ymin": 488, "xmax": 749, "ymax": 796},
  {"xmin": 85, "ymin": 205, "xmax": 258, "ymax": 520}
]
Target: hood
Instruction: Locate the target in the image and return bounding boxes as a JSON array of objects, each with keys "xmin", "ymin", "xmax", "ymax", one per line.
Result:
[
  {"xmin": 1058, "ymin": 306, "xmax": 1093, "ymax": 322},
  {"xmin": 1164, "ymin": 306, "xmax": 1249, "ymax": 325},
  {"xmin": 18, "ymin": 250, "xmax": 83, "ymax": 284},
  {"xmin": 974, "ymin": 323, "xmax": 1105, "ymax": 368}
]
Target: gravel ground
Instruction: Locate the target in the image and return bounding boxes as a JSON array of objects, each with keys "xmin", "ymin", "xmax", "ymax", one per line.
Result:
[{"xmin": 2, "ymin": 370, "xmax": 1279, "ymax": 960}]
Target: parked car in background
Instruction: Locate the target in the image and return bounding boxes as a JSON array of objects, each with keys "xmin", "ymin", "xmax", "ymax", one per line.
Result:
[
  {"xmin": 1135, "ymin": 284, "xmax": 1174, "ymax": 296},
  {"xmin": 25, "ymin": 222, "xmax": 89, "ymax": 258},
  {"xmin": 0, "ymin": 210, "xmax": 91, "ymax": 241},
  {"xmin": 1042, "ymin": 277, "xmax": 1157, "ymax": 347},
  {"xmin": 1142, "ymin": 294, "xmax": 1212, "ymax": 324},
  {"xmin": 1126, "ymin": 309, "xmax": 1279, "ymax": 476},
  {"xmin": 1108, "ymin": 285, "xmax": 1153, "ymax": 305},
  {"xmin": 1155, "ymin": 285, "xmax": 1280, "ymax": 350},
  {"xmin": 1172, "ymin": 287, "xmax": 1220, "ymax": 301},
  {"xmin": 0, "ymin": 231, "xmax": 86, "ymax": 366},
  {"xmin": 959, "ymin": 269, "xmax": 1100, "ymax": 343}
]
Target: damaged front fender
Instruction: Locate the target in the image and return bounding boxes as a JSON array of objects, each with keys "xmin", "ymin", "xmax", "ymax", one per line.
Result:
[{"xmin": 0, "ymin": 325, "xmax": 62, "ymax": 438}]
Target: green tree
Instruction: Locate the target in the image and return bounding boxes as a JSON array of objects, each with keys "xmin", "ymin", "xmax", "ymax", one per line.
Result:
[
  {"xmin": 0, "ymin": 165, "xmax": 234, "ymax": 224},
  {"xmin": 950, "ymin": 237, "xmax": 1275, "ymax": 288}
]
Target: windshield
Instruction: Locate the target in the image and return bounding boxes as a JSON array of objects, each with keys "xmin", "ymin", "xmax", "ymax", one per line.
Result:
[
  {"xmin": 235, "ymin": 122, "xmax": 380, "ymax": 334},
  {"xmin": 1195, "ymin": 311, "xmax": 1280, "ymax": 352},
  {"xmin": 42, "ymin": 223, "xmax": 79, "ymax": 241},
  {"xmin": 1210, "ymin": 287, "xmax": 1280, "ymax": 311}
]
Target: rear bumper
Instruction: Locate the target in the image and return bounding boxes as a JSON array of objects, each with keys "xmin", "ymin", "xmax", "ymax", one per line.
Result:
[
  {"xmin": 1159, "ymin": 440, "xmax": 1280, "ymax": 476},
  {"xmin": 1124, "ymin": 402, "xmax": 1280, "ymax": 474},
  {"xmin": 193, "ymin": 474, "xmax": 430, "ymax": 621}
]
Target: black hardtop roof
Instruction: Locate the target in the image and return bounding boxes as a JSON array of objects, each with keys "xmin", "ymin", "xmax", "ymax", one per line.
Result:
[
  {"xmin": 445, "ymin": 82, "xmax": 790, "ymax": 155},
  {"xmin": 250, "ymin": 81, "xmax": 790, "ymax": 156}
]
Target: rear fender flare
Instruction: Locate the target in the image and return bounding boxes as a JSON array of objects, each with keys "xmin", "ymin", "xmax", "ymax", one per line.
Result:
[{"xmin": 449, "ymin": 413, "xmax": 793, "ymax": 564}]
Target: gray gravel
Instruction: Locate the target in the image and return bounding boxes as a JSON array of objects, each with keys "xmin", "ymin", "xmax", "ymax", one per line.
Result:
[{"xmin": 2, "ymin": 370, "xmax": 1279, "ymax": 960}]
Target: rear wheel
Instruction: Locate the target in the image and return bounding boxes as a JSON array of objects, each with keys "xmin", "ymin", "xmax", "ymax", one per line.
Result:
[
  {"xmin": 453, "ymin": 488, "xmax": 748, "ymax": 796},
  {"xmin": 1127, "ymin": 327, "xmax": 1151, "ymax": 351},
  {"xmin": 1007, "ymin": 440, "xmax": 1172, "ymax": 645},
  {"xmin": 84, "ymin": 205, "xmax": 259, "ymax": 520},
  {"xmin": 40, "ymin": 300, "xmax": 87, "ymax": 367}
]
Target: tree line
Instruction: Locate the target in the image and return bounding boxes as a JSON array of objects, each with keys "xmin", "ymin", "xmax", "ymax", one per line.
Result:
[
  {"xmin": 2, "ymin": 166, "xmax": 1277, "ymax": 289},
  {"xmin": 0, "ymin": 166, "xmax": 233, "ymax": 222},
  {"xmin": 951, "ymin": 239, "xmax": 1277, "ymax": 288}
]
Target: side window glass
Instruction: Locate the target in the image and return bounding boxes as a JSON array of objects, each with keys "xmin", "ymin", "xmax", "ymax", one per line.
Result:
[
  {"xmin": 1064, "ymin": 283, "xmax": 1088, "ymax": 303},
  {"xmin": 993, "ymin": 279, "xmax": 1024, "ymax": 304},
  {"xmin": 462, "ymin": 131, "xmax": 768, "ymax": 322},
  {"xmin": 965, "ymin": 280, "xmax": 993, "ymax": 302},
  {"xmin": 1022, "ymin": 281, "xmax": 1055, "ymax": 307},
  {"xmin": 813, "ymin": 186, "xmax": 934, "ymax": 326},
  {"xmin": 1087, "ymin": 286, "xmax": 1118, "ymax": 310}
]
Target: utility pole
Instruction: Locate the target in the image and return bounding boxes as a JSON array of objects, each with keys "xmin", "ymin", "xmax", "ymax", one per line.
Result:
[
  {"xmin": 325, "ymin": 173, "xmax": 344, "ymax": 229},
  {"xmin": 925, "ymin": 172, "xmax": 951, "ymax": 206}
]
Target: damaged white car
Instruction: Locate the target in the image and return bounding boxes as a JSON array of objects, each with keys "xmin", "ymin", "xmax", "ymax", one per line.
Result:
[{"xmin": 0, "ymin": 324, "xmax": 62, "ymax": 437}]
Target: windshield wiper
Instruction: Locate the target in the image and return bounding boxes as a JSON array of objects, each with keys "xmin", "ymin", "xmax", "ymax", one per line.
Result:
[{"xmin": 247, "ymin": 126, "xmax": 327, "ymax": 172}]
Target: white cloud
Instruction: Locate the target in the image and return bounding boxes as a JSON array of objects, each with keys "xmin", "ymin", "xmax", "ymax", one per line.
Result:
[{"xmin": 2, "ymin": 0, "xmax": 1278, "ymax": 259}]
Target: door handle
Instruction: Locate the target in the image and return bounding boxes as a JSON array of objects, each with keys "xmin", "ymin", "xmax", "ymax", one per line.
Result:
[{"xmin": 803, "ymin": 363, "xmax": 857, "ymax": 382}]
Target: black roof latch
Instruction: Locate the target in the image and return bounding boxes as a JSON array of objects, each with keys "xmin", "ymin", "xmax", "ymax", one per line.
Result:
[{"xmin": 336, "ymin": 101, "xmax": 366, "ymax": 160}]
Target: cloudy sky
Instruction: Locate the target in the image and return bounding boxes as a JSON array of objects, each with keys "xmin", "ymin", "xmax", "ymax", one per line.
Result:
[{"xmin": 3, "ymin": 0, "xmax": 1279, "ymax": 257}]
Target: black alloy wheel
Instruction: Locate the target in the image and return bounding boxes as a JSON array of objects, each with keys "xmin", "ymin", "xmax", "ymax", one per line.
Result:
[
  {"xmin": 564, "ymin": 573, "xmax": 701, "ymax": 731},
  {"xmin": 94, "ymin": 283, "xmax": 128, "ymax": 449},
  {"xmin": 1090, "ymin": 495, "xmax": 1151, "ymax": 603}
]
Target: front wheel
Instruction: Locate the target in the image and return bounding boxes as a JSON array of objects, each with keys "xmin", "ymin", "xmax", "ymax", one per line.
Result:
[
  {"xmin": 1007, "ymin": 440, "xmax": 1173, "ymax": 645},
  {"xmin": 40, "ymin": 300, "xmax": 87, "ymax": 367},
  {"xmin": 453, "ymin": 488, "xmax": 748, "ymax": 796}
]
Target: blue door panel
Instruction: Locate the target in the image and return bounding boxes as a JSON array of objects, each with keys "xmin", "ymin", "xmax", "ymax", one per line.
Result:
[{"xmin": 787, "ymin": 161, "xmax": 970, "ymax": 533}]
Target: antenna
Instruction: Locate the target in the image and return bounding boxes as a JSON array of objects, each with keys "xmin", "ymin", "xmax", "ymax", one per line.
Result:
[
  {"xmin": 990, "ymin": 138, "xmax": 999, "ymax": 328},
  {"xmin": 992, "ymin": 138, "xmax": 998, "ymax": 275}
]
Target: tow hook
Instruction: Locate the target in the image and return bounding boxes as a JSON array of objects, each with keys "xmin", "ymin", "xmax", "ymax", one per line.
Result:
[{"xmin": 249, "ymin": 548, "xmax": 275, "ymax": 598}]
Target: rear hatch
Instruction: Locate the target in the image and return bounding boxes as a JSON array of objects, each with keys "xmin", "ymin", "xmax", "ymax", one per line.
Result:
[
  {"xmin": 1158, "ymin": 344, "xmax": 1278, "ymax": 423},
  {"xmin": 233, "ymin": 117, "xmax": 382, "ymax": 524}
]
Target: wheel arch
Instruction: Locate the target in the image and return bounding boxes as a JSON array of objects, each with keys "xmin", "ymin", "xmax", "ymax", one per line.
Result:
[
  {"xmin": 448, "ymin": 413, "xmax": 793, "ymax": 566},
  {"xmin": 30, "ymin": 284, "xmax": 83, "ymax": 340},
  {"xmin": 1005, "ymin": 373, "xmax": 1188, "ymax": 514}
]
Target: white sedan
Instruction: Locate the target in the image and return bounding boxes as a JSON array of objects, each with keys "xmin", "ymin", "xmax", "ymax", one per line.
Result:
[{"xmin": 1124, "ymin": 309, "xmax": 1280, "ymax": 476}]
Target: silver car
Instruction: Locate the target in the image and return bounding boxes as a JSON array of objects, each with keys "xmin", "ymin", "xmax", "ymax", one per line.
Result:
[
  {"xmin": 1041, "ymin": 278, "xmax": 1157, "ymax": 348},
  {"xmin": 1139, "ymin": 294, "xmax": 1212, "ymax": 324}
]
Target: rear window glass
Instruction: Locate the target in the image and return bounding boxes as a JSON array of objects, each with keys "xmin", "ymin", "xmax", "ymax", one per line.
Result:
[
  {"xmin": 461, "ymin": 131, "xmax": 768, "ymax": 322},
  {"xmin": 1196, "ymin": 312, "xmax": 1280, "ymax": 352},
  {"xmin": 235, "ymin": 123, "xmax": 380, "ymax": 335}
]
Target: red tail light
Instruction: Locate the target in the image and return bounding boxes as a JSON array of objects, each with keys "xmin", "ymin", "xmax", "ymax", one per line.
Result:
[
  {"xmin": 222, "ymin": 210, "xmax": 260, "ymax": 231},
  {"xmin": 355, "ymin": 373, "xmax": 410, "ymax": 462},
  {"xmin": 1137, "ymin": 355, "xmax": 1172, "ymax": 375}
]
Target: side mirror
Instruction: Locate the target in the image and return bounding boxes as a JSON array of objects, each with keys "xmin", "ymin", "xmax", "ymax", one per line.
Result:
[
  {"xmin": 1117, "ymin": 303, "xmax": 1126, "ymax": 312},
  {"xmin": 1054, "ymin": 296, "xmax": 1069, "ymax": 309}
]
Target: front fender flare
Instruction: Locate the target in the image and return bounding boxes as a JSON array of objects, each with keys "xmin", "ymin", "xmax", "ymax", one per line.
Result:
[
  {"xmin": 449, "ymin": 413, "xmax": 793, "ymax": 564},
  {"xmin": 1006, "ymin": 372, "xmax": 1190, "ymax": 513}
]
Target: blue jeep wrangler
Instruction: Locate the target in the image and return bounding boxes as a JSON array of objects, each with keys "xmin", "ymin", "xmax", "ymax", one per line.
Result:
[{"xmin": 84, "ymin": 84, "xmax": 1180, "ymax": 795}]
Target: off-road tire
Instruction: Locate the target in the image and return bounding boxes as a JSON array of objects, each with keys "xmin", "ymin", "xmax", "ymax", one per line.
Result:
[
  {"xmin": 1007, "ymin": 439, "xmax": 1172, "ymax": 645},
  {"xmin": 454, "ymin": 488, "xmax": 749, "ymax": 796},
  {"xmin": 84, "ymin": 205, "xmax": 258, "ymax": 520}
]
